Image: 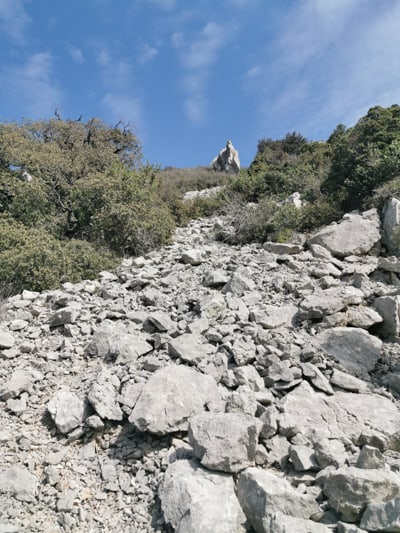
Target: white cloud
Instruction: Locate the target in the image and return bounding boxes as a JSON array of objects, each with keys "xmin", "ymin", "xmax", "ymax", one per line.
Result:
[
  {"xmin": 0, "ymin": 0, "xmax": 30, "ymax": 45},
  {"xmin": 138, "ymin": 43, "xmax": 158, "ymax": 64},
  {"xmin": 67, "ymin": 44, "xmax": 85, "ymax": 64},
  {"xmin": 3, "ymin": 52, "xmax": 63, "ymax": 117},
  {"xmin": 245, "ymin": 0, "xmax": 400, "ymax": 139},
  {"xmin": 181, "ymin": 22, "xmax": 229, "ymax": 70},
  {"xmin": 102, "ymin": 92, "xmax": 144, "ymax": 133},
  {"xmin": 174, "ymin": 21, "xmax": 233, "ymax": 123}
]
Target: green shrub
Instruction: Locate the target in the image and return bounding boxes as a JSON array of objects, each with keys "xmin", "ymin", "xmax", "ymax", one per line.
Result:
[{"xmin": 0, "ymin": 218, "xmax": 117, "ymax": 293}]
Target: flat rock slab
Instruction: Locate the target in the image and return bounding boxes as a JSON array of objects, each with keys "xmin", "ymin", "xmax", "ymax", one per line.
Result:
[
  {"xmin": 237, "ymin": 467, "xmax": 320, "ymax": 532},
  {"xmin": 299, "ymin": 287, "xmax": 363, "ymax": 319},
  {"xmin": 316, "ymin": 327, "xmax": 382, "ymax": 378},
  {"xmin": 0, "ymin": 329, "xmax": 15, "ymax": 349},
  {"xmin": 188, "ymin": 412, "xmax": 261, "ymax": 473},
  {"xmin": 88, "ymin": 367, "xmax": 123, "ymax": 421},
  {"xmin": 129, "ymin": 365, "xmax": 222, "ymax": 435},
  {"xmin": 307, "ymin": 209, "xmax": 381, "ymax": 258},
  {"xmin": 0, "ymin": 369, "xmax": 32, "ymax": 400},
  {"xmin": 323, "ymin": 466, "xmax": 400, "ymax": 522},
  {"xmin": 279, "ymin": 382, "xmax": 400, "ymax": 450},
  {"xmin": 159, "ymin": 459, "xmax": 247, "ymax": 533},
  {"xmin": 0, "ymin": 466, "xmax": 38, "ymax": 502},
  {"xmin": 263, "ymin": 512, "xmax": 332, "ymax": 533},
  {"xmin": 168, "ymin": 333, "xmax": 216, "ymax": 364},
  {"xmin": 85, "ymin": 322, "xmax": 152, "ymax": 363}
]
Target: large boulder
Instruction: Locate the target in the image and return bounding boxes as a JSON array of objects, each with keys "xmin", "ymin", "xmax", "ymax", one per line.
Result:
[
  {"xmin": 307, "ymin": 209, "xmax": 381, "ymax": 257},
  {"xmin": 237, "ymin": 467, "xmax": 320, "ymax": 532},
  {"xmin": 159, "ymin": 459, "xmax": 247, "ymax": 532},
  {"xmin": 322, "ymin": 466, "xmax": 400, "ymax": 522},
  {"xmin": 316, "ymin": 327, "xmax": 382, "ymax": 378},
  {"xmin": 278, "ymin": 381, "xmax": 400, "ymax": 449},
  {"xmin": 188, "ymin": 412, "xmax": 261, "ymax": 473},
  {"xmin": 382, "ymin": 197, "xmax": 400, "ymax": 255},
  {"xmin": 360, "ymin": 496, "xmax": 400, "ymax": 531},
  {"xmin": 128, "ymin": 365, "xmax": 222, "ymax": 435},
  {"xmin": 211, "ymin": 140, "xmax": 240, "ymax": 174}
]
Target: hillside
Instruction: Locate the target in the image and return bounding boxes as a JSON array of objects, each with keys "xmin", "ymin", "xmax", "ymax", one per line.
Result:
[{"xmin": 0, "ymin": 207, "xmax": 400, "ymax": 531}]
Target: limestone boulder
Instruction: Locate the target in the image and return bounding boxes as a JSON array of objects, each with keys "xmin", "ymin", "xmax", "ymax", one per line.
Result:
[
  {"xmin": 278, "ymin": 381, "xmax": 400, "ymax": 449},
  {"xmin": 87, "ymin": 366, "xmax": 123, "ymax": 421},
  {"xmin": 168, "ymin": 333, "xmax": 216, "ymax": 364},
  {"xmin": 237, "ymin": 467, "xmax": 320, "ymax": 532},
  {"xmin": 0, "ymin": 466, "xmax": 38, "ymax": 502},
  {"xmin": 360, "ymin": 496, "xmax": 400, "ymax": 531},
  {"xmin": 129, "ymin": 365, "xmax": 222, "ymax": 435},
  {"xmin": 262, "ymin": 512, "xmax": 332, "ymax": 533},
  {"xmin": 159, "ymin": 459, "xmax": 247, "ymax": 532},
  {"xmin": 47, "ymin": 388, "xmax": 87, "ymax": 434},
  {"xmin": 188, "ymin": 412, "xmax": 261, "ymax": 473},
  {"xmin": 316, "ymin": 327, "xmax": 382, "ymax": 378},
  {"xmin": 322, "ymin": 466, "xmax": 400, "ymax": 522},
  {"xmin": 382, "ymin": 197, "xmax": 400, "ymax": 255},
  {"xmin": 307, "ymin": 209, "xmax": 381, "ymax": 257},
  {"xmin": 211, "ymin": 140, "xmax": 240, "ymax": 174},
  {"xmin": 299, "ymin": 286, "xmax": 364, "ymax": 319},
  {"xmin": 374, "ymin": 295, "xmax": 400, "ymax": 338}
]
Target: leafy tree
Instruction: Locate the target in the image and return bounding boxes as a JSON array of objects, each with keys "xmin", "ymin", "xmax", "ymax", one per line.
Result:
[{"xmin": 322, "ymin": 105, "xmax": 400, "ymax": 210}]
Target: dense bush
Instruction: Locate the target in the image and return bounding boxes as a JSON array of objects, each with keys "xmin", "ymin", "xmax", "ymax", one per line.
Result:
[{"xmin": 0, "ymin": 218, "xmax": 117, "ymax": 293}]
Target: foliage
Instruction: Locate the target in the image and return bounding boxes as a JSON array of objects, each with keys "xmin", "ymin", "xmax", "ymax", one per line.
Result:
[
  {"xmin": 323, "ymin": 105, "xmax": 400, "ymax": 210},
  {"xmin": 0, "ymin": 218, "xmax": 117, "ymax": 293}
]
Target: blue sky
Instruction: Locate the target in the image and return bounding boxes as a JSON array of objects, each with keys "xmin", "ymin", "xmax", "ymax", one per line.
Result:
[{"xmin": 0, "ymin": 0, "xmax": 399, "ymax": 168}]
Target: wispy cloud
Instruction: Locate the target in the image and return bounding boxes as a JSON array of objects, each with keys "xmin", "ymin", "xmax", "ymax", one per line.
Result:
[
  {"xmin": 2, "ymin": 52, "xmax": 63, "ymax": 118},
  {"xmin": 174, "ymin": 21, "xmax": 233, "ymax": 124},
  {"xmin": 67, "ymin": 44, "xmax": 85, "ymax": 64},
  {"xmin": 0, "ymin": 0, "xmax": 31, "ymax": 45},
  {"xmin": 245, "ymin": 0, "xmax": 400, "ymax": 139},
  {"xmin": 138, "ymin": 43, "xmax": 158, "ymax": 64},
  {"xmin": 93, "ymin": 44, "xmax": 145, "ymax": 135}
]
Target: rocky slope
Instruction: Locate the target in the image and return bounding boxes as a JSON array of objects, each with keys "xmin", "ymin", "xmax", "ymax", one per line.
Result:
[{"xmin": 0, "ymin": 209, "xmax": 400, "ymax": 532}]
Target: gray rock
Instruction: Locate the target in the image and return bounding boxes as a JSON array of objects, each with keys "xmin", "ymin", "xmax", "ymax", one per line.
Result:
[
  {"xmin": 203, "ymin": 270, "xmax": 229, "ymax": 287},
  {"xmin": 382, "ymin": 197, "xmax": 400, "ymax": 256},
  {"xmin": 49, "ymin": 305, "xmax": 80, "ymax": 327},
  {"xmin": 323, "ymin": 466, "xmax": 400, "ymax": 522},
  {"xmin": 223, "ymin": 268, "xmax": 256, "ymax": 296},
  {"xmin": 85, "ymin": 322, "xmax": 152, "ymax": 363},
  {"xmin": 378, "ymin": 256, "xmax": 400, "ymax": 273},
  {"xmin": 279, "ymin": 382, "xmax": 400, "ymax": 449},
  {"xmin": 289, "ymin": 444, "xmax": 319, "ymax": 472},
  {"xmin": 356, "ymin": 445, "xmax": 385, "ymax": 469},
  {"xmin": 347, "ymin": 306, "xmax": 383, "ymax": 328},
  {"xmin": 159, "ymin": 459, "xmax": 247, "ymax": 532},
  {"xmin": 263, "ymin": 242, "xmax": 303, "ymax": 255},
  {"xmin": 188, "ymin": 412, "xmax": 261, "ymax": 473},
  {"xmin": 181, "ymin": 248, "xmax": 204, "ymax": 266},
  {"xmin": 316, "ymin": 327, "xmax": 382, "ymax": 378},
  {"xmin": 374, "ymin": 296, "xmax": 400, "ymax": 338},
  {"xmin": 299, "ymin": 286, "xmax": 364, "ymax": 319},
  {"xmin": 168, "ymin": 333, "xmax": 215, "ymax": 364},
  {"xmin": 301, "ymin": 362, "xmax": 334, "ymax": 395},
  {"xmin": 237, "ymin": 467, "xmax": 320, "ymax": 532},
  {"xmin": 307, "ymin": 209, "xmax": 381, "ymax": 258},
  {"xmin": 314, "ymin": 438, "xmax": 347, "ymax": 469},
  {"xmin": 0, "ymin": 330, "xmax": 15, "ymax": 349},
  {"xmin": 195, "ymin": 292, "xmax": 226, "ymax": 323},
  {"xmin": 0, "ymin": 466, "xmax": 38, "ymax": 502},
  {"xmin": 147, "ymin": 310, "xmax": 175, "ymax": 332},
  {"xmin": 0, "ymin": 370, "xmax": 32, "ymax": 400},
  {"xmin": 330, "ymin": 369, "xmax": 370, "ymax": 393},
  {"xmin": 360, "ymin": 496, "xmax": 400, "ymax": 531},
  {"xmin": 250, "ymin": 304, "xmax": 298, "ymax": 329},
  {"xmin": 262, "ymin": 512, "xmax": 332, "ymax": 533},
  {"xmin": 87, "ymin": 367, "xmax": 123, "ymax": 421},
  {"xmin": 211, "ymin": 139, "xmax": 240, "ymax": 174},
  {"xmin": 129, "ymin": 365, "xmax": 221, "ymax": 435},
  {"xmin": 47, "ymin": 388, "xmax": 87, "ymax": 434}
]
